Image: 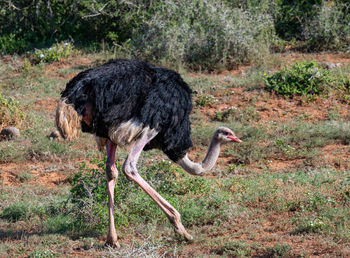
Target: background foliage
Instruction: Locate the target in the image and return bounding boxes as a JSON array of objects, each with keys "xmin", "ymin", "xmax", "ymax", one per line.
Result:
[{"xmin": 1, "ymin": 0, "xmax": 349, "ymax": 69}]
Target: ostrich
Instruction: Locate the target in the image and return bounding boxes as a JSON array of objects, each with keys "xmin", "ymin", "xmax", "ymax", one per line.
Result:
[{"xmin": 56, "ymin": 59, "xmax": 241, "ymax": 248}]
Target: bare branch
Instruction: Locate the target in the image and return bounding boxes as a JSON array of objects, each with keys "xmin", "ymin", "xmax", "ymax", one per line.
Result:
[
  {"xmin": 82, "ymin": 1, "xmax": 112, "ymax": 19},
  {"xmin": 5, "ymin": 0, "xmax": 20, "ymax": 10}
]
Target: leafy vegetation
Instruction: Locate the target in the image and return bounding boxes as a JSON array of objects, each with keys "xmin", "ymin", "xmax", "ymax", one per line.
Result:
[
  {"xmin": 0, "ymin": 202, "xmax": 29, "ymax": 222},
  {"xmin": 0, "ymin": 34, "xmax": 27, "ymax": 55},
  {"xmin": 265, "ymin": 243, "xmax": 291, "ymax": 257},
  {"xmin": 0, "ymin": 92, "xmax": 25, "ymax": 128},
  {"xmin": 31, "ymin": 42, "xmax": 77, "ymax": 64},
  {"xmin": 70, "ymin": 159, "xmax": 228, "ymax": 234},
  {"xmin": 130, "ymin": 0, "xmax": 275, "ymax": 70},
  {"xmin": 264, "ymin": 61, "xmax": 335, "ymax": 97},
  {"xmin": 303, "ymin": 2, "xmax": 350, "ymax": 51},
  {"xmin": 1, "ymin": 1, "xmax": 349, "ymax": 67},
  {"xmin": 195, "ymin": 94, "xmax": 217, "ymax": 107}
]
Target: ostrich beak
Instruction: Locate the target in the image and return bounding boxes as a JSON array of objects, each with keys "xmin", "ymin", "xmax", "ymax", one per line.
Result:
[{"xmin": 228, "ymin": 135, "xmax": 242, "ymax": 143}]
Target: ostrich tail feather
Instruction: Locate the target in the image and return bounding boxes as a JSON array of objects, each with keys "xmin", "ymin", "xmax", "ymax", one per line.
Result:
[{"xmin": 55, "ymin": 98, "xmax": 81, "ymax": 140}]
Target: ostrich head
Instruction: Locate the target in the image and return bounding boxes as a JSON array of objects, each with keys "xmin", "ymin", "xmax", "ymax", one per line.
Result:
[{"xmin": 215, "ymin": 127, "xmax": 242, "ymax": 143}]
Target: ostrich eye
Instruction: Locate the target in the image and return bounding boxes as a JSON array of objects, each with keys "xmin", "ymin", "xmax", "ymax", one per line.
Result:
[{"xmin": 222, "ymin": 131, "xmax": 229, "ymax": 136}]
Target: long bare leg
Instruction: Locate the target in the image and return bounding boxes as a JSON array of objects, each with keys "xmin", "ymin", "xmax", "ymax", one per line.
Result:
[
  {"xmin": 105, "ymin": 140, "xmax": 120, "ymax": 248},
  {"xmin": 122, "ymin": 131, "xmax": 193, "ymax": 240}
]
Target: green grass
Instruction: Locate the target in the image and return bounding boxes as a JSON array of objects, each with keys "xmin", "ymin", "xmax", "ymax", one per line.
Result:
[
  {"xmin": 227, "ymin": 168, "xmax": 350, "ymax": 240},
  {"xmin": 210, "ymin": 238, "xmax": 254, "ymax": 256},
  {"xmin": 0, "ymin": 55, "xmax": 101, "ymax": 165},
  {"xmin": 1, "ymin": 155, "xmax": 349, "ymax": 256},
  {"xmin": 0, "ymin": 128, "xmax": 79, "ymax": 163},
  {"xmin": 0, "ymin": 202, "xmax": 30, "ymax": 222},
  {"xmin": 215, "ymin": 105, "xmax": 261, "ymax": 124},
  {"xmin": 222, "ymin": 119, "xmax": 350, "ymax": 167},
  {"xmin": 265, "ymin": 243, "xmax": 291, "ymax": 257},
  {"xmin": 16, "ymin": 172, "xmax": 32, "ymax": 183}
]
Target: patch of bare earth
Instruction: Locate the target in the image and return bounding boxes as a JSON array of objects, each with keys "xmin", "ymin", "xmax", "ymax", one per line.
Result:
[
  {"xmin": 0, "ymin": 158, "xmax": 104, "ymax": 187},
  {"xmin": 33, "ymin": 97, "xmax": 58, "ymax": 113},
  {"xmin": 206, "ymin": 86, "xmax": 349, "ymax": 123},
  {"xmin": 278, "ymin": 52, "xmax": 350, "ymax": 66},
  {"xmin": 44, "ymin": 57, "xmax": 93, "ymax": 80},
  {"xmin": 0, "ymin": 161, "xmax": 72, "ymax": 187}
]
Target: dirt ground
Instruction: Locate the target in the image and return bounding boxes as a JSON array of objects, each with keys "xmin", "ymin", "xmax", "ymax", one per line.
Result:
[{"xmin": 1, "ymin": 52, "xmax": 350, "ymax": 257}]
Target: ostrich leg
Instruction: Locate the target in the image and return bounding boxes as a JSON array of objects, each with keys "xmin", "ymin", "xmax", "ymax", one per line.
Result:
[
  {"xmin": 122, "ymin": 131, "xmax": 193, "ymax": 240},
  {"xmin": 105, "ymin": 140, "xmax": 120, "ymax": 248}
]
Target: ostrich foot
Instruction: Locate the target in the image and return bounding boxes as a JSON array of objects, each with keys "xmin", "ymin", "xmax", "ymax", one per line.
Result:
[
  {"xmin": 174, "ymin": 224, "xmax": 193, "ymax": 241},
  {"xmin": 105, "ymin": 234, "xmax": 120, "ymax": 249}
]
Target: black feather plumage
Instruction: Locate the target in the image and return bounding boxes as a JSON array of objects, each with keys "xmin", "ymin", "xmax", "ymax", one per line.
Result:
[{"xmin": 61, "ymin": 59, "xmax": 193, "ymax": 161}]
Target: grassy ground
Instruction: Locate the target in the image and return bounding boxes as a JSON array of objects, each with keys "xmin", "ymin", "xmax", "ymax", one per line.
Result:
[{"xmin": 0, "ymin": 51, "xmax": 350, "ymax": 257}]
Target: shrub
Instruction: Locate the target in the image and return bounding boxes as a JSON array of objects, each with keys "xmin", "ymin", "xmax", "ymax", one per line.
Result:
[
  {"xmin": 273, "ymin": 0, "xmax": 323, "ymax": 41},
  {"xmin": 264, "ymin": 61, "xmax": 335, "ymax": 97},
  {"xmin": 70, "ymin": 159, "xmax": 110, "ymax": 233},
  {"xmin": 44, "ymin": 215, "xmax": 74, "ymax": 234},
  {"xmin": 0, "ymin": 1, "xmax": 146, "ymax": 54},
  {"xmin": 32, "ymin": 42, "xmax": 76, "ymax": 64},
  {"xmin": 0, "ymin": 92, "xmax": 25, "ymax": 128},
  {"xmin": 303, "ymin": 2, "xmax": 350, "ymax": 51},
  {"xmin": 70, "ymin": 158, "xmax": 226, "ymax": 234},
  {"xmin": 0, "ymin": 34, "xmax": 27, "ymax": 55},
  {"xmin": 130, "ymin": 0, "xmax": 276, "ymax": 71}
]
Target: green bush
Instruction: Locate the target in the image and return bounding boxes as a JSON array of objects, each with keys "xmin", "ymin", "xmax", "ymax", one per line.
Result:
[
  {"xmin": 273, "ymin": 0, "xmax": 323, "ymax": 41},
  {"xmin": 32, "ymin": 42, "xmax": 76, "ymax": 63},
  {"xmin": 130, "ymin": 0, "xmax": 276, "ymax": 70},
  {"xmin": 1, "ymin": 0, "xmax": 348, "ymax": 57},
  {"xmin": 70, "ymin": 158, "xmax": 226, "ymax": 234},
  {"xmin": 0, "ymin": 34, "xmax": 27, "ymax": 55},
  {"xmin": 302, "ymin": 3, "xmax": 350, "ymax": 51},
  {"xmin": 0, "ymin": 92, "xmax": 25, "ymax": 127},
  {"xmin": 264, "ymin": 61, "xmax": 334, "ymax": 97},
  {"xmin": 69, "ymin": 159, "xmax": 110, "ymax": 233},
  {"xmin": 0, "ymin": 0, "xmax": 150, "ymax": 54}
]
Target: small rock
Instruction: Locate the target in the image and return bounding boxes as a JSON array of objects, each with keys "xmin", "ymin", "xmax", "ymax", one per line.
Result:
[
  {"xmin": 0, "ymin": 127, "xmax": 20, "ymax": 140},
  {"xmin": 323, "ymin": 62, "xmax": 341, "ymax": 69}
]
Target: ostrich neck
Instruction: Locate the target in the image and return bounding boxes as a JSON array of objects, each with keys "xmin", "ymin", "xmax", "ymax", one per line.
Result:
[{"xmin": 177, "ymin": 136, "xmax": 221, "ymax": 175}]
